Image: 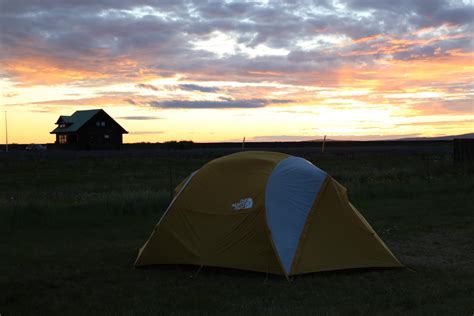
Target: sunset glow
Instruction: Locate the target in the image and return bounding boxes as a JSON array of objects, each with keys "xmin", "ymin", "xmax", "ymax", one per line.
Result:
[{"xmin": 1, "ymin": 1, "xmax": 472, "ymax": 143}]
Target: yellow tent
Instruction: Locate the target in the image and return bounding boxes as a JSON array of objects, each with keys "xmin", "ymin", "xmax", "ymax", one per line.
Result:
[{"xmin": 135, "ymin": 151, "xmax": 402, "ymax": 276}]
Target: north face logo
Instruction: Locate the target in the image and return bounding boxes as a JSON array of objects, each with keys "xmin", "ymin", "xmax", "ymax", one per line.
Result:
[{"xmin": 232, "ymin": 198, "xmax": 253, "ymax": 211}]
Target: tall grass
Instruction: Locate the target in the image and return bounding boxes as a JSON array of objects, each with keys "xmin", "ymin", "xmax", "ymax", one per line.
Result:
[
  {"xmin": 1, "ymin": 151, "xmax": 473, "ymax": 315},
  {"xmin": 1, "ymin": 190, "xmax": 171, "ymax": 231}
]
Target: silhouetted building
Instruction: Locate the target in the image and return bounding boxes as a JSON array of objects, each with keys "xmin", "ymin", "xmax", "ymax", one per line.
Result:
[{"xmin": 51, "ymin": 109, "xmax": 128, "ymax": 150}]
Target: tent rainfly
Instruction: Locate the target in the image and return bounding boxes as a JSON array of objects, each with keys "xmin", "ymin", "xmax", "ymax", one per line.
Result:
[{"xmin": 135, "ymin": 151, "xmax": 402, "ymax": 276}]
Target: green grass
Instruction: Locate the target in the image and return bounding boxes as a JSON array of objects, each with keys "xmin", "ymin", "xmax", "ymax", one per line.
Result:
[{"xmin": 1, "ymin": 152, "xmax": 473, "ymax": 315}]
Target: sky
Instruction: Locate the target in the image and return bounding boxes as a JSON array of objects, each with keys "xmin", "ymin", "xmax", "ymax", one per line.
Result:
[{"xmin": 0, "ymin": 0, "xmax": 473, "ymax": 144}]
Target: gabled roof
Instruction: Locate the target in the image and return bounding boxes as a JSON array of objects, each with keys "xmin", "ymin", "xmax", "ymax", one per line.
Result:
[
  {"xmin": 51, "ymin": 109, "xmax": 101, "ymax": 133},
  {"xmin": 51, "ymin": 109, "xmax": 128, "ymax": 134},
  {"xmin": 54, "ymin": 115, "xmax": 76, "ymax": 125}
]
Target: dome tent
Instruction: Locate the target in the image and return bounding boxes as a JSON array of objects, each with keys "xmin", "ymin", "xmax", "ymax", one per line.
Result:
[{"xmin": 135, "ymin": 151, "xmax": 402, "ymax": 276}]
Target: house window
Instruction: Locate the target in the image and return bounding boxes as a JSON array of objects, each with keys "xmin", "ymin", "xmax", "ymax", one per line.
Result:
[
  {"xmin": 96, "ymin": 121, "xmax": 100, "ymax": 126},
  {"xmin": 58, "ymin": 134, "xmax": 67, "ymax": 144},
  {"xmin": 59, "ymin": 123, "xmax": 66, "ymax": 128},
  {"xmin": 104, "ymin": 135, "xmax": 110, "ymax": 139},
  {"xmin": 96, "ymin": 121, "xmax": 106, "ymax": 127},
  {"xmin": 101, "ymin": 121, "xmax": 106, "ymax": 126}
]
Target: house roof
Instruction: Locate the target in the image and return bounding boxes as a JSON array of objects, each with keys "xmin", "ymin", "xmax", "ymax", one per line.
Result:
[
  {"xmin": 51, "ymin": 109, "xmax": 101, "ymax": 133},
  {"xmin": 51, "ymin": 109, "xmax": 127, "ymax": 134}
]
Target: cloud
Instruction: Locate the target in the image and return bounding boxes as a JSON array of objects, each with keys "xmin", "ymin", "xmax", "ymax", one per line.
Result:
[
  {"xmin": 3, "ymin": 93, "xmax": 18, "ymax": 97},
  {"xmin": 1, "ymin": 0, "xmax": 471, "ymax": 87},
  {"xmin": 129, "ymin": 131, "xmax": 165, "ymax": 135},
  {"xmin": 178, "ymin": 84, "xmax": 220, "ymax": 93},
  {"xmin": 116, "ymin": 116, "xmax": 163, "ymax": 120},
  {"xmin": 148, "ymin": 98, "xmax": 290, "ymax": 109},
  {"xmin": 125, "ymin": 98, "xmax": 138, "ymax": 105},
  {"xmin": 440, "ymin": 98, "xmax": 474, "ymax": 112},
  {"xmin": 136, "ymin": 84, "xmax": 159, "ymax": 91},
  {"xmin": 137, "ymin": 83, "xmax": 220, "ymax": 93},
  {"xmin": 395, "ymin": 119, "xmax": 473, "ymax": 127},
  {"xmin": 21, "ymin": 95, "xmax": 133, "ymax": 107}
]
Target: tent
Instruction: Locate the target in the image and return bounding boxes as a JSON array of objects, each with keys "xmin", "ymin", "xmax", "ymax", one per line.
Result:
[{"xmin": 135, "ymin": 151, "xmax": 402, "ymax": 276}]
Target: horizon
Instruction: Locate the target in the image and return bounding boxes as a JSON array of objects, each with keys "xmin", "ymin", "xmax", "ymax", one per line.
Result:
[
  {"xmin": 4, "ymin": 131, "xmax": 474, "ymax": 146},
  {"xmin": 1, "ymin": 1, "xmax": 473, "ymax": 144}
]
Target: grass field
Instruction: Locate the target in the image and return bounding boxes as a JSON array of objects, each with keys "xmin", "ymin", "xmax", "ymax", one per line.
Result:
[{"xmin": 1, "ymin": 149, "xmax": 473, "ymax": 315}]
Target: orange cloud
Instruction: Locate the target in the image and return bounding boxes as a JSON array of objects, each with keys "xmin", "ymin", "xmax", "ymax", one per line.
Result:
[
  {"xmin": 343, "ymin": 32, "xmax": 473, "ymax": 58},
  {"xmin": 387, "ymin": 55, "xmax": 473, "ymax": 84},
  {"xmin": 2, "ymin": 58, "xmax": 104, "ymax": 85},
  {"xmin": 28, "ymin": 95, "xmax": 133, "ymax": 107},
  {"xmin": 2, "ymin": 56, "xmax": 164, "ymax": 87},
  {"xmin": 351, "ymin": 34, "xmax": 385, "ymax": 44}
]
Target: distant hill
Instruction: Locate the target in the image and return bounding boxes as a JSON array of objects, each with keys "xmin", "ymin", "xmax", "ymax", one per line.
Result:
[
  {"xmin": 394, "ymin": 133, "xmax": 474, "ymax": 141},
  {"xmin": 292, "ymin": 133, "xmax": 474, "ymax": 142}
]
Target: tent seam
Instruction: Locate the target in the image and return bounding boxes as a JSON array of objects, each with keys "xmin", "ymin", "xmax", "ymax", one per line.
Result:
[
  {"xmin": 263, "ymin": 157, "xmax": 292, "ymax": 278},
  {"xmin": 289, "ymin": 176, "xmax": 329, "ymax": 275}
]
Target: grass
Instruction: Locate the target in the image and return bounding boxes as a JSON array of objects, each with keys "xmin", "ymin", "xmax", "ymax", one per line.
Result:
[{"xmin": 1, "ymin": 151, "xmax": 473, "ymax": 315}]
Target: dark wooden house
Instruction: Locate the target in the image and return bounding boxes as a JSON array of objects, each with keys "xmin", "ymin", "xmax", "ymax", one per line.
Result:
[{"xmin": 51, "ymin": 109, "xmax": 128, "ymax": 150}]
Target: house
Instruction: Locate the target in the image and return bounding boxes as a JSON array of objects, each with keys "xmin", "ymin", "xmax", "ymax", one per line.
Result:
[{"xmin": 50, "ymin": 109, "xmax": 128, "ymax": 150}]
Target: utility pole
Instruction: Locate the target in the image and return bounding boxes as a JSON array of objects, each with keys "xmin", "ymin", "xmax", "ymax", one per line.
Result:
[{"xmin": 3, "ymin": 111, "xmax": 7, "ymax": 153}]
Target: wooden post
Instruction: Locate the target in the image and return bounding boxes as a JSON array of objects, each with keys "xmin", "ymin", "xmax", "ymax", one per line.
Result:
[
  {"xmin": 242, "ymin": 136, "xmax": 246, "ymax": 150},
  {"xmin": 321, "ymin": 135, "xmax": 326, "ymax": 153}
]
